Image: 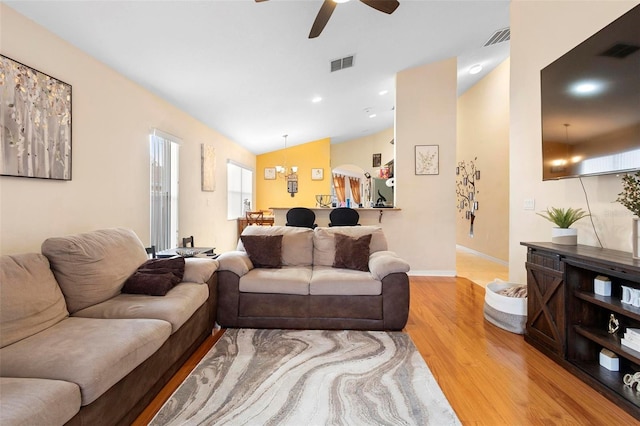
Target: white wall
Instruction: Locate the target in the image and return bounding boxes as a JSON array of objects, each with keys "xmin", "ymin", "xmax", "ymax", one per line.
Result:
[
  {"xmin": 0, "ymin": 4, "xmax": 255, "ymax": 255},
  {"xmin": 0, "ymin": 4, "xmax": 496, "ymax": 279},
  {"xmin": 457, "ymin": 59, "xmax": 510, "ymax": 262},
  {"xmin": 391, "ymin": 57, "xmax": 458, "ymax": 275},
  {"xmin": 330, "ymin": 128, "xmax": 395, "ymax": 178},
  {"xmin": 509, "ymin": 0, "xmax": 639, "ymax": 283}
]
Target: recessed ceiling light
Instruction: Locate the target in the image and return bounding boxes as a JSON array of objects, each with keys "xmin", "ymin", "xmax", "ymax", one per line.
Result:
[
  {"xmin": 469, "ymin": 64, "xmax": 483, "ymax": 75},
  {"xmin": 569, "ymin": 80, "xmax": 605, "ymax": 97},
  {"xmin": 369, "ymin": 113, "xmax": 377, "ymax": 118},
  {"xmin": 333, "ymin": 0, "xmax": 350, "ymax": 3},
  {"xmin": 312, "ymin": 96, "xmax": 322, "ymax": 103},
  {"xmin": 379, "ymin": 90, "xmax": 388, "ymax": 96}
]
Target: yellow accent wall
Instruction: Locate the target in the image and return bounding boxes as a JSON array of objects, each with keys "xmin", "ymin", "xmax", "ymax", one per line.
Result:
[{"xmin": 256, "ymin": 138, "xmax": 331, "ymax": 210}]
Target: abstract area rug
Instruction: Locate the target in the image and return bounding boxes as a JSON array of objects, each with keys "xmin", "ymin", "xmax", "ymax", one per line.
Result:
[{"xmin": 150, "ymin": 329, "xmax": 460, "ymax": 426}]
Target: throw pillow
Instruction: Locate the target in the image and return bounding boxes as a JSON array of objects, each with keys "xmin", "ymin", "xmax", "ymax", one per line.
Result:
[
  {"xmin": 333, "ymin": 233, "xmax": 371, "ymax": 272},
  {"xmin": 240, "ymin": 235, "xmax": 283, "ymax": 268},
  {"xmin": 122, "ymin": 257, "xmax": 185, "ymax": 296}
]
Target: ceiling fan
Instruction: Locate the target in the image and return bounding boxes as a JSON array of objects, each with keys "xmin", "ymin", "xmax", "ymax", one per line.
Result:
[{"xmin": 256, "ymin": 0, "xmax": 400, "ymax": 39}]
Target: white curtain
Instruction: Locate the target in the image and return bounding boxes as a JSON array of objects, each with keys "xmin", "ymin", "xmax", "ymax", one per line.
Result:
[
  {"xmin": 227, "ymin": 160, "xmax": 253, "ymax": 220},
  {"xmin": 150, "ymin": 129, "xmax": 180, "ymax": 251}
]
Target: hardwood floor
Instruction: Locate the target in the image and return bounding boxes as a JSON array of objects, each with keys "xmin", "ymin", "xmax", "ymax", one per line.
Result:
[
  {"xmin": 135, "ymin": 277, "xmax": 637, "ymax": 425},
  {"xmin": 456, "ymin": 246, "xmax": 509, "ymax": 288},
  {"xmin": 408, "ymin": 277, "xmax": 636, "ymax": 425}
]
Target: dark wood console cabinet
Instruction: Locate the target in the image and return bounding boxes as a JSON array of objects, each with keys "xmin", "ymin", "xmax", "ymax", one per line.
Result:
[{"xmin": 522, "ymin": 242, "xmax": 640, "ymax": 418}]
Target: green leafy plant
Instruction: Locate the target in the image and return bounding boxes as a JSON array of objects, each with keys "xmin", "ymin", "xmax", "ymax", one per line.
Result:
[
  {"xmin": 537, "ymin": 207, "xmax": 589, "ymax": 228},
  {"xmin": 617, "ymin": 171, "xmax": 640, "ymax": 217}
]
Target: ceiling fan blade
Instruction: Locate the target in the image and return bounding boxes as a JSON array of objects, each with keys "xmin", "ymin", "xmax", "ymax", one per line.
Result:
[
  {"xmin": 359, "ymin": 0, "xmax": 399, "ymax": 14},
  {"xmin": 309, "ymin": 0, "xmax": 337, "ymax": 39}
]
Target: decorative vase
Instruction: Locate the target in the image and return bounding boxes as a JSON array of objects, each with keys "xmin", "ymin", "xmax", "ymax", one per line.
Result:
[
  {"xmin": 552, "ymin": 227, "xmax": 577, "ymax": 245},
  {"xmin": 633, "ymin": 217, "xmax": 640, "ymax": 260}
]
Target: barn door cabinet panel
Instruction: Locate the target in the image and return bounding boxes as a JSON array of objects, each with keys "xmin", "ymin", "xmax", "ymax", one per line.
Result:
[
  {"xmin": 522, "ymin": 242, "xmax": 640, "ymax": 419},
  {"xmin": 524, "ymin": 246, "xmax": 565, "ymax": 360}
]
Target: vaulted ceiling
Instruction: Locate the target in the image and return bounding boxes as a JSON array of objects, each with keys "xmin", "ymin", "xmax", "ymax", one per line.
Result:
[{"xmin": 6, "ymin": 0, "xmax": 511, "ymax": 154}]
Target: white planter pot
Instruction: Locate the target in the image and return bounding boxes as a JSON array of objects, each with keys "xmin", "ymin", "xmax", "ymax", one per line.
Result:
[
  {"xmin": 633, "ymin": 217, "xmax": 640, "ymax": 260},
  {"xmin": 552, "ymin": 227, "xmax": 577, "ymax": 245}
]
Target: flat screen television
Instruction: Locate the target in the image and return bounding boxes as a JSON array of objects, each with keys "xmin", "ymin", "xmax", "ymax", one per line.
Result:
[{"xmin": 540, "ymin": 5, "xmax": 640, "ymax": 180}]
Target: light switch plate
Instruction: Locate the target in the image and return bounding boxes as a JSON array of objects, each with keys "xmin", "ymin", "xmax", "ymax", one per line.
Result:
[{"xmin": 524, "ymin": 199, "xmax": 535, "ymax": 210}]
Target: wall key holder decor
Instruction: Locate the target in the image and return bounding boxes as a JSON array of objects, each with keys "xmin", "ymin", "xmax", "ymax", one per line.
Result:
[{"xmin": 456, "ymin": 158, "xmax": 480, "ymax": 237}]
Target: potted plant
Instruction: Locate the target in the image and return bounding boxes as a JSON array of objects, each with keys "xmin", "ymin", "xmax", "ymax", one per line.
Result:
[
  {"xmin": 616, "ymin": 171, "xmax": 640, "ymax": 258},
  {"xmin": 537, "ymin": 207, "xmax": 589, "ymax": 245}
]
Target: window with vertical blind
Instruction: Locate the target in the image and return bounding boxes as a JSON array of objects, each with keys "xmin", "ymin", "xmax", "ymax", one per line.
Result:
[
  {"xmin": 227, "ymin": 160, "xmax": 253, "ymax": 220},
  {"xmin": 150, "ymin": 129, "xmax": 180, "ymax": 251}
]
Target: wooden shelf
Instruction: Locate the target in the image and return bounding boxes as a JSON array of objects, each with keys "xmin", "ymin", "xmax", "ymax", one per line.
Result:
[
  {"xmin": 522, "ymin": 242, "xmax": 640, "ymax": 420},
  {"xmin": 575, "ymin": 325, "xmax": 640, "ymax": 365},
  {"xmin": 571, "ymin": 359, "xmax": 640, "ymax": 409},
  {"xmin": 574, "ymin": 291, "xmax": 640, "ymax": 322}
]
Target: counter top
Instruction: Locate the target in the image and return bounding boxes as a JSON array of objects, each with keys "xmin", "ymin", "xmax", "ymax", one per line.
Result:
[
  {"xmin": 269, "ymin": 206, "xmax": 400, "ymax": 224},
  {"xmin": 269, "ymin": 207, "xmax": 401, "ymax": 211}
]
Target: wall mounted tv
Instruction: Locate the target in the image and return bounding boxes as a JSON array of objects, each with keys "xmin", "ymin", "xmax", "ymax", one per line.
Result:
[{"xmin": 541, "ymin": 5, "xmax": 640, "ymax": 181}]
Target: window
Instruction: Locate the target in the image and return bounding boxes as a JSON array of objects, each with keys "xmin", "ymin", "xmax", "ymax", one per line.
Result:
[
  {"xmin": 227, "ymin": 161, "xmax": 253, "ymax": 220},
  {"xmin": 150, "ymin": 129, "xmax": 180, "ymax": 251}
]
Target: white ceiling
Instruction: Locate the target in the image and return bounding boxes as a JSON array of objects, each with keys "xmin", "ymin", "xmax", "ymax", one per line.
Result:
[{"xmin": 5, "ymin": 0, "xmax": 511, "ymax": 154}]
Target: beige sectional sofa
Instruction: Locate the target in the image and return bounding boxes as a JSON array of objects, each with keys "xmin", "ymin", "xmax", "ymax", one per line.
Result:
[
  {"xmin": 217, "ymin": 225, "xmax": 410, "ymax": 330},
  {"xmin": 0, "ymin": 228, "xmax": 218, "ymax": 426}
]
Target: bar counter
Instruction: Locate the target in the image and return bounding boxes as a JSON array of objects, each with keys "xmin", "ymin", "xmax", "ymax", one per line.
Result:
[{"xmin": 269, "ymin": 207, "xmax": 401, "ymax": 227}]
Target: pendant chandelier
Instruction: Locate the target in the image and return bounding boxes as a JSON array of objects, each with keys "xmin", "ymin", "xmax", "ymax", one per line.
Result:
[{"xmin": 275, "ymin": 134, "xmax": 298, "ymax": 178}]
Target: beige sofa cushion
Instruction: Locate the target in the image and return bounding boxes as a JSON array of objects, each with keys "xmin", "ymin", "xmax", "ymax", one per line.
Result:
[
  {"xmin": 73, "ymin": 282, "xmax": 208, "ymax": 333},
  {"xmin": 310, "ymin": 266, "xmax": 382, "ymax": 296},
  {"xmin": 239, "ymin": 266, "xmax": 312, "ymax": 295},
  {"xmin": 238, "ymin": 225, "xmax": 313, "ymax": 266},
  {"xmin": 218, "ymin": 251, "xmax": 253, "ymax": 277},
  {"xmin": 183, "ymin": 257, "xmax": 218, "ymax": 283},
  {"xmin": 0, "ymin": 317, "xmax": 171, "ymax": 406},
  {"xmin": 0, "ymin": 377, "xmax": 80, "ymax": 426},
  {"xmin": 0, "ymin": 253, "xmax": 69, "ymax": 348},
  {"xmin": 41, "ymin": 228, "xmax": 149, "ymax": 313},
  {"xmin": 313, "ymin": 226, "xmax": 388, "ymax": 267},
  {"xmin": 368, "ymin": 251, "xmax": 411, "ymax": 280}
]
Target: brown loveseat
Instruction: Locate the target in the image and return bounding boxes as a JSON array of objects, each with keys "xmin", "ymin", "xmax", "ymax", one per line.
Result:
[
  {"xmin": 216, "ymin": 225, "xmax": 410, "ymax": 330},
  {"xmin": 0, "ymin": 228, "xmax": 218, "ymax": 426}
]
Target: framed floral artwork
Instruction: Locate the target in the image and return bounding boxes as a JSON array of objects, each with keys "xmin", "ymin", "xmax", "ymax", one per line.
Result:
[
  {"xmin": 0, "ymin": 55, "xmax": 72, "ymax": 180},
  {"xmin": 264, "ymin": 167, "xmax": 276, "ymax": 180},
  {"xmin": 311, "ymin": 168, "xmax": 323, "ymax": 180},
  {"xmin": 415, "ymin": 145, "xmax": 439, "ymax": 175}
]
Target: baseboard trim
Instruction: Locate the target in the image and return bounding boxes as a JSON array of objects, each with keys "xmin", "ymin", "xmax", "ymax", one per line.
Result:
[
  {"xmin": 408, "ymin": 270, "xmax": 456, "ymax": 277},
  {"xmin": 456, "ymin": 245, "xmax": 508, "ymax": 266}
]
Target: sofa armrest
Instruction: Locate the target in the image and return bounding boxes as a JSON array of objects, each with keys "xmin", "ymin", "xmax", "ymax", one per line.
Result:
[
  {"xmin": 183, "ymin": 257, "xmax": 218, "ymax": 284},
  {"xmin": 369, "ymin": 251, "xmax": 410, "ymax": 280},
  {"xmin": 217, "ymin": 251, "xmax": 253, "ymax": 277}
]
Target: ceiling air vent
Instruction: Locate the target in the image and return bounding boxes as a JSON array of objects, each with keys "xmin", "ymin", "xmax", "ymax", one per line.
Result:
[
  {"xmin": 484, "ymin": 28, "xmax": 510, "ymax": 47},
  {"xmin": 331, "ymin": 55, "xmax": 354, "ymax": 72},
  {"xmin": 599, "ymin": 43, "xmax": 640, "ymax": 59}
]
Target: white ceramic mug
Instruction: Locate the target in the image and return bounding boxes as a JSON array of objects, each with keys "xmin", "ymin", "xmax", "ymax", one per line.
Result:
[
  {"xmin": 622, "ymin": 286, "xmax": 632, "ymax": 304},
  {"xmin": 633, "ymin": 289, "xmax": 640, "ymax": 308}
]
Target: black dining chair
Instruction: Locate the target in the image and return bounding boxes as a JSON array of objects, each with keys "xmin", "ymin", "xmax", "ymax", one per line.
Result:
[
  {"xmin": 329, "ymin": 207, "xmax": 360, "ymax": 227},
  {"xmin": 145, "ymin": 245, "xmax": 156, "ymax": 259},
  {"xmin": 182, "ymin": 236, "xmax": 194, "ymax": 247},
  {"xmin": 286, "ymin": 207, "xmax": 317, "ymax": 229}
]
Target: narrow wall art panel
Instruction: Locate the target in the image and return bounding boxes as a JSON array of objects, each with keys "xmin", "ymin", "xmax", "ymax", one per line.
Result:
[
  {"xmin": 0, "ymin": 55, "xmax": 72, "ymax": 180},
  {"xmin": 201, "ymin": 144, "xmax": 216, "ymax": 191}
]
